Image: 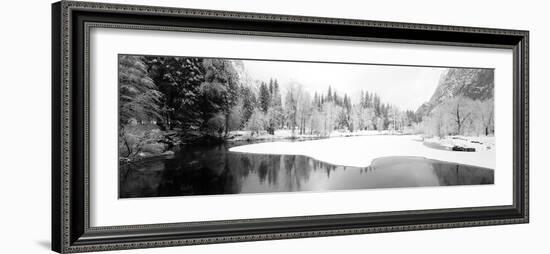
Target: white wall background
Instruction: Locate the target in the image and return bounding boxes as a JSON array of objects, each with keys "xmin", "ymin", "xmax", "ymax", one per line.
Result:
[{"xmin": 0, "ymin": 0, "xmax": 546, "ymax": 253}]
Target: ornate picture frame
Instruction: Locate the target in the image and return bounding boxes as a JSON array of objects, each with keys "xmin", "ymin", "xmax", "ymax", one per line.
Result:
[{"xmin": 52, "ymin": 1, "xmax": 529, "ymax": 253}]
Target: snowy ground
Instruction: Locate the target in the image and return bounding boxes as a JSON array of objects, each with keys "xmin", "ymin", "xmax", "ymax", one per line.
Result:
[
  {"xmin": 422, "ymin": 135, "xmax": 495, "ymax": 152},
  {"xmin": 229, "ymin": 130, "xmax": 318, "ymax": 142},
  {"xmin": 229, "ymin": 135, "xmax": 495, "ymax": 169}
]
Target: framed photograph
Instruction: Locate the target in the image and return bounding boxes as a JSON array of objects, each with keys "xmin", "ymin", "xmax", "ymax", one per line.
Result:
[{"xmin": 52, "ymin": 1, "xmax": 529, "ymax": 253}]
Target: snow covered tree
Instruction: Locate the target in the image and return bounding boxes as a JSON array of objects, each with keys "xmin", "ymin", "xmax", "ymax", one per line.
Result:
[
  {"xmin": 309, "ymin": 108, "xmax": 324, "ymax": 135},
  {"xmin": 296, "ymin": 91, "xmax": 312, "ymax": 135},
  {"xmin": 246, "ymin": 109, "xmax": 266, "ymax": 135},
  {"xmin": 240, "ymin": 86, "xmax": 256, "ymax": 128},
  {"xmin": 227, "ymin": 103, "xmax": 243, "ymax": 132},
  {"xmin": 441, "ymin": 96, "xmax": 476, "ymax": 135},
  {"xmin": 142, "ymin": 56, "xmax": 204, "ymax": 130},
  {"xmin": 375, "ymin": 116, "xmax": 385, "ymax": 131},
  {"xmin": 284, "ymin": 83, "xmax": 301, "ymax": 135},
  {"xmin": 322, "ymin": 102, "xmax": 338, "ymax": 135},
  {"xmin": 270, "ymin": 79, "xmax": 284, "ymax": 129},
  {"xmin": 349, "ymin": 105, "xmax": 362, "ymax": 132},
  {"xmin": 363, "ymin": 107, "xmax": 376, "ymax": 130},
  {"xmin": 118, "ymin": 55, "xmax": 162, "ymax": 125},
  {"xmin": 478, "ymin": 99, "xmax": 494, "ymax": 136},
  {"xmin": 387, "ymin": 106, "xmax": 404, "ymax": 132},
  {"xmin": 259, "ymin": 82, "xmax": 271, "ymax": 113},
  {"xmin": 199, "ymin": 59, "xmax": 240, "ymax": 137}
]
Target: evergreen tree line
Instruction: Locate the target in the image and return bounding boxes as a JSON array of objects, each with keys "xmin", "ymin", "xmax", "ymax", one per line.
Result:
[
  {"xmin": 119, "ymin": 55, "xmax": 241, "ymax": 138},
  {"xmin": 119, "ymin": 56, "xmax": 427, "ymax": 142}
]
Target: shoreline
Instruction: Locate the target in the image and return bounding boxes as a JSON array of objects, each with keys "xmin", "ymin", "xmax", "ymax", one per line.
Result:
[
  {"xmin": 229, "ymin": 134, "xmax": 496, "ymax": 169},
  {"xmin": 120, "ymin": 131, "xmax": 495, "ymax": 170}
]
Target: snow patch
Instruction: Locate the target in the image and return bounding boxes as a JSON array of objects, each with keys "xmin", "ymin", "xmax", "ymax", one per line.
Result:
[{"xmin": 229, "ymin": 135, "xmax": 495, "ymax": 169}]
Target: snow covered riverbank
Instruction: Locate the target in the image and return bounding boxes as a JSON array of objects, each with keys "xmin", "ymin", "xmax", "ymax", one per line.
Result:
[{"xmin": 229, "ymin": 135, "xmax": 495, "ymax": 169}]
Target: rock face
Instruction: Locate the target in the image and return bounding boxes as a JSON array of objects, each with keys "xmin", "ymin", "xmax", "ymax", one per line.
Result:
[{"xmin": 416, "ymin": 69, "xmax": 494, "ymax": 117}]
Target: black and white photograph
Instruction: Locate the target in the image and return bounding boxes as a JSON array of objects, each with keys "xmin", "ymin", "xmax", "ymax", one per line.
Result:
[
  {"xmin": 118, "ymin": 55, "xmax": 495, "ymax": 198},
  {"xmin": 1, "ymin": 0, "xmax": 540, "ymax": 253}
]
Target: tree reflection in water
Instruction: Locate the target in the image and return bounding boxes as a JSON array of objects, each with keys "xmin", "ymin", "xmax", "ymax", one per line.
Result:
[{"xmin": 119, "ymin": 144, "xmax": 494, "ymax": 198}]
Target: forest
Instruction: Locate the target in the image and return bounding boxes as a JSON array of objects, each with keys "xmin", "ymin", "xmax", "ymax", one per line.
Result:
[{"xmin": 119, "ymin": 55, "xmax": 494, "ymax": 161}]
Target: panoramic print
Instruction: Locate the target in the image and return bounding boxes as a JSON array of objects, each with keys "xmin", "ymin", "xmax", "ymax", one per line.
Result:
[{"xmin": 118, "ymin": 55, "xmax": 495, "ymax": 198}]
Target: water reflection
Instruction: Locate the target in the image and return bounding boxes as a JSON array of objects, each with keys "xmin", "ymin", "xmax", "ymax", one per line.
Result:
[{"xmin": 119, "ymin": 144, "xmax": 494, "ymax": 198}]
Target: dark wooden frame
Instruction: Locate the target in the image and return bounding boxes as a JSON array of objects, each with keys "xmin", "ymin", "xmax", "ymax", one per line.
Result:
[{"xmin": 52, "ymin": 1, "xmax": 529, "ymax": 253}]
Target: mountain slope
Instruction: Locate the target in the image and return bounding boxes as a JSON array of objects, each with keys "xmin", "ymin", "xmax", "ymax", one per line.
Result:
[{"xmin": 416, "ymin": 68, "xmax": 494, "ymax": 116}]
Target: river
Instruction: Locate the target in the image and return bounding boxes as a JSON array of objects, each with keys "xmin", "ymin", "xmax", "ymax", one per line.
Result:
[{"xmin": 119, "ymin": 138, "xmax": 494, "ymax": 198}]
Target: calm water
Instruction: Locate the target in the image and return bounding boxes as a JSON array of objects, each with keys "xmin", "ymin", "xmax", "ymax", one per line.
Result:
[{"xmin": 119, "ymin": 142, "xmax": 494, "ymax": 198}]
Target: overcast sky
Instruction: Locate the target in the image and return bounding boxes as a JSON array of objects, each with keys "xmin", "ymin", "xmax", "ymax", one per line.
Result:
[{"xmin": 241, "ymin": 60, "xmax": 446, "ymax": 111}]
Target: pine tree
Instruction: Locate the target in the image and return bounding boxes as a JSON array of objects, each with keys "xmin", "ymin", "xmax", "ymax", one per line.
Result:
[
  {"xmin": 327, "ymin": 86, "xmax": 333, "ymax": 102},
  {"xmin": 373, "ymin": 94, "xmax": 381, "ymax": 116},
  {"xmin": 269, "ymin": 79, "xmax": 284, "ymax": 130},
  {"xmin": 143, "ymin": 56, "xmax": 204, "ymax": 130},
  {"xmin": 268, "ymin": 78, "xmax": 274, "ymax": 96},
  {"xmin": 259, "ymin": 82, "xmax": 271, "ymax": 113},
  {"xmin": 119, "ymin": 55, "xmax": 162, "ymax": 125},
  {"xmin": 241, "ymin": 86, "xmax": 256, "ymax": 128},
  {"xmin": 199, "ymin": 59, "xmax": 240, "ymax": 136}
]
